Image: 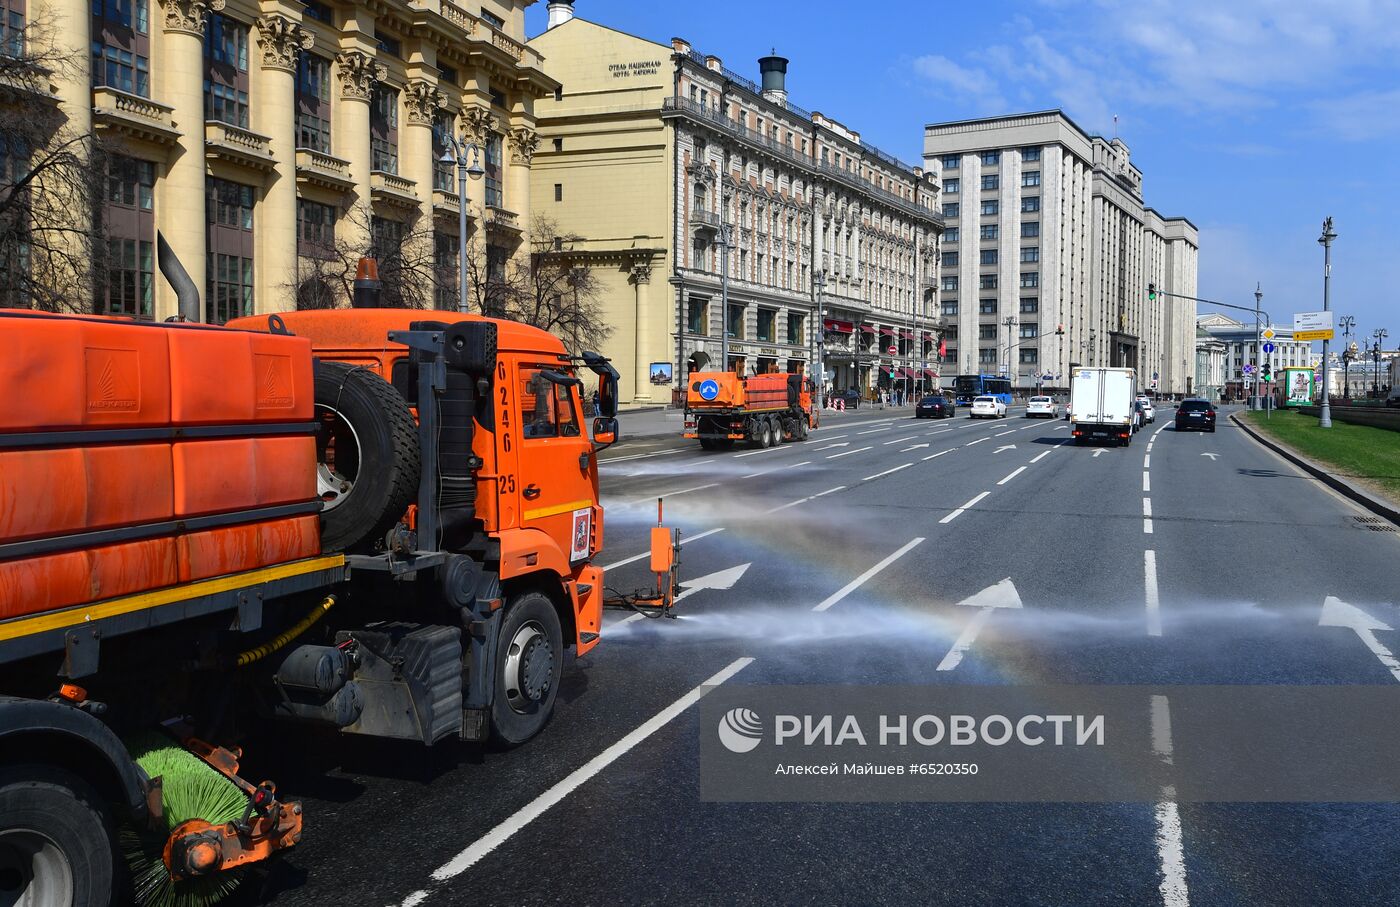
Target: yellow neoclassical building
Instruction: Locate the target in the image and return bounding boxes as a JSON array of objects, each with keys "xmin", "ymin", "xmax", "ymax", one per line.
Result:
[{"xmin": 13, "ymin": 0, "xmax": 555, "ymax": 320}]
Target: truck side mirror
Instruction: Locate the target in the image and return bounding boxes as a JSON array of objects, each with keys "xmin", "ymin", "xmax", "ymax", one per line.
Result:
[
  {"xmin": 593, "ymin": 416, "xmax": 619, "ymax": 447},
  {"xmin": 597, "ymin": 373, "xmax": 619, "ymax": 418}
]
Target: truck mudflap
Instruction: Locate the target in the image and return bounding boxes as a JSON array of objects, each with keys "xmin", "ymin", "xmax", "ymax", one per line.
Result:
[{"xmin": 572, "ymin": 564, "xmax": 603, "ymax": 655}]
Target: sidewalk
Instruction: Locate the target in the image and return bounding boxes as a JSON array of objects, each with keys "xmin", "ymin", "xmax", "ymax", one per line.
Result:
[{"xmin": 616, "ymin": 402, "xmax": 919, "ymax": 440}]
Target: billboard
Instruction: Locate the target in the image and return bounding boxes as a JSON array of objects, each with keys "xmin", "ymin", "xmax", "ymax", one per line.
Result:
[{"xmin": 1282, "ymin": 367, "xmax": 1315, "ymax": 407}]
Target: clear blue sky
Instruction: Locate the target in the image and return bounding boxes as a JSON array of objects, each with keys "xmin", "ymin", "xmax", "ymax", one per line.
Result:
[{"xmin": 527, "ymin": 0, "xmax": 1399, "ymax": 348}]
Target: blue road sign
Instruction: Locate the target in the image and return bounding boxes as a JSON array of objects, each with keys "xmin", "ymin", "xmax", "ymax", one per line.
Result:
[
  {"xmin": 698, "ymin": 378, "xmax": 720, "ymax": 401},
  {"xmin": 1263, "ymin": 341, "xmax": 1276, "ymax": 354}
]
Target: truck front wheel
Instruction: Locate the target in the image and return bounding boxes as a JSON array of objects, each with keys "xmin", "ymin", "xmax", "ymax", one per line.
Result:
[
  {"xmin": 0, "ymin": 766, "xmax": 115, "ymax": 907},
  {"xmin": 492, "ymin": 591, "xmax": 564, "ymax": 745}
]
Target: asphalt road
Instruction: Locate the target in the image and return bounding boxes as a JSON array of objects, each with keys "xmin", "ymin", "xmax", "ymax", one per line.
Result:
[{"xmin": 246, "ymin": 404, "xmax": 1400, "ymax": 907}]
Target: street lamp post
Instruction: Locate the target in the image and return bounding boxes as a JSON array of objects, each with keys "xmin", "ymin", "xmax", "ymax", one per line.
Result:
[
  {"xmin": 1253, "ymin": 283, "xmax": 1263, "ymax": 409},
  {"xmin": 1318, "ymin": 217, "xmax": 1337, "ymax": 428},
  {"xmin": 813, "ymin": 269, "xmax": 827, "ymax": 411},
  {"xmin": 1339, "ymin": 315, "xmax": 1356, "ymax": 400},
  {"xmin": 438, "ymin": 135, "xmax": 485, "ymax": 314},
  {"xmin": 1002, "ymin": 315, "xmax": 1018, "ymax": 388},
  {"xmin": 717, "ymin": 222, "xmax": 733, "ymax": 374},
  {"xmin": 1373, "ymin": 328, "xmax": 1389, "ymax": 398}
]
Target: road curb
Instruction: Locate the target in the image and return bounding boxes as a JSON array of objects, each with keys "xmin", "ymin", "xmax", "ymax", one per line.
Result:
[{"xmin": 1230, "ymin": 413, "xmax": 1400, "ymax": 527}]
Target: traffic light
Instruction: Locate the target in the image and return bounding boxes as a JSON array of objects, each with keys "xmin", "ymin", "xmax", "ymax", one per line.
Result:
[
  {"xmin": 1261, "ymin": 364, "xmax": 1272, "ymax": 383},
  {"xmin": 1147, "ymin": 283, "xmax": 1157, "ymax": 301}
]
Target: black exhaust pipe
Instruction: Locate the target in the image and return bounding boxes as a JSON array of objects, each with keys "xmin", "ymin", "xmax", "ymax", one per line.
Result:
[{"xmin": 157, "ymin": 232, "xmax": 201, "ymax": 322}]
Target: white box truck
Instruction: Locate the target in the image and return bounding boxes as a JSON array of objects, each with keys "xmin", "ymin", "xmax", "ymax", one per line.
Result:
[{"xmin": 1070, "ymin": 367, "xmax": 1138, "ymax": 446}]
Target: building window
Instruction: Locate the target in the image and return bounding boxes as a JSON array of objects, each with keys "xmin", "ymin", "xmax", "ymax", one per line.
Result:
[
  {"xmin": 1019, "ymin": 323, "xmax": 1038, "ymax": 339},
  {"xmin": 980, "ymin": 224, "xmax": 998, "ymax": 241},
  {"xmin": 979, "ymin": 150, "xmax": 999, "ymax": 166},
  {"xmin": 484, "ymin": 132, "xmax": 503, "ymax": 207},
  {"xmin": 943, "ymin": 227, "xmax": 958, "ymax": 243},
  {"xmin": 726, "ymin": 303, "xmax": 744, "ymax": 339},
  {"xmin": 302, "ymin": 0, "xmax": 332, "ymax": 21},
  {"xmin": 980, "ymin": 249, "xmax": 997, "ymax": 265},
  {"xmin": 206, "ymin": 178, "xmax": 254, "ymax": 324},
  {"xmin": 941, "ymin": 301, "xmax": 958, "ymax": 316},
  {"xmin": 480, "ymin": 7, "xmax": 504, "ymax": 27},
  {"xmin": 687, "ymin": 296, "xmax": 708, "ymax": 335},
  {"xmin": 1019, "ymin": 348, "xmax": 1038, "ymax": 364},
  {"xmin": 296, "ymin": 198, "xmax": 335, "ymax": 256},
  {"xmin": 99, "ymin": 237, "xmax": 153, "ymax": 317},
  {"xmin": 1021, "ymin": 222, "xmax": 1039, "ymax": 238},
  {"xmin": 941, "ymin": 275, "xmax": 958, "ymax": 292},
  {"xmin": 943, "ymin": 202, "xmax": 959, "ymax": 218},
  {"xmin": 1020, "ymin": 247, "xmax": 1039, "ymax": 263},
  {"xmin": 91, "ymin": 0, "xmax": 149, "ymax": 95},
  {"xmin": 979, "ymin": 298, "xmax": 997, "ymax": 314},
  {"xmin": 375, "ymin": 31, "xmax": 400, "ymax": 58},
  {"xmin": 941, "ymin": 251, "xmax": 958, "ymax": 267},
  {"xmin": 204, "ymin": 14, "xmax": 249, "ymax": 127},
  {"xmin": 941, "ymin": 155, "xmax": 959, "ymax": 169},
  {"xmin": 432, "ymin": 111, "xmax": 454, "ymax": 191},
  {"xmin": 1021, "ymin": 196, "xmax": 1040, "ymax": 213},
  {"xmin": 979, "ymin": 275, "xmax": 997, "ymax": 290},
  {"xmin": 1022, "ymin": 171, "xmax": 1040, "ymax": 188},
  {"xmin": 1020, "ymin": 271, "xmax": 1039, "ymax": 289},
  {"xmin": 1020, "ymin": 297, "xmax": 1038, "ymax": 314},
  {"xmin": 981, "ymin": 174, "xmax": 998, "ymax": 191},
  {"xmin": 978, "ymin": 348, "xmax": 997, "ymax": 364},
  {"xmin": 296, "ymin": 54, "xmax": 331, "ymax": 151},
  {"xmin": 371, "ymin": 85, "xmax": 399, "ymax": 173},
  {"xmin": 787, "ymin": 312, "xmax": 804, "ymax": 345},
  {"xmin": 433, "ymin": 231, "xmax": 457, "ymax": 309},
  {"xmin": 981, "ymin": 200, "xmax": 998, "ymax": 216},
  {"xmin": 105, "ymin": 154, "xmax": 154, "ymax": 210},
  {"xmin": 943, "ymin": 178, "xmax": 959, "ymax": 194},
  {"xmin": 979, "ymin": 324, "xmax": 996, "ymax": 341},
  {"xmin": 1021, "ymin": 146, "xmax": 1041, "ymax": 162},
  {"xmin": 99, "ymin": 157, "xmax": 156, "ymax": 318},
  {"xmin": 757, "ymin": 308, "xmax": 776, "ymax": 342},
  {"xmin": 3, "ymin": 0, "xmax": 24, "ymax": 57}
]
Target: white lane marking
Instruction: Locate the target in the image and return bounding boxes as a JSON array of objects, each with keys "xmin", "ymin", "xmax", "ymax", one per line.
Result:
[
  {"xmin": 1318, "ymin": 597, "xmax": 1400, "ymax": 683},
  {"xmin": 600, "ymin": 447, "xmax": 687, "ymax": 464},
  {"xmin": 1143, "ymin": 472, "xmax": 1151, "ymax": 492},
  {"xmin": 940, "ymin": 491, "xmax": 990, "ymax": 524},
  {"xmin": 418, "ymin": 658, "xmax": 754, "ymax": 891},
  {"xmin": 1145, "ymin": 549, "xmax": 1162, "ymax": 637},
  {"xmin": 995, "ymin": 430, "xmax": 1017, "ymax": 437},
  {"xmin": 1151, "ymin": 694, "xmax": 1189, "ymax": 907},
  {"xmin": 1143, "ymin": 498, "xmax": 1152, "ymax": 517},
  {"xmin": 857, "ymin": 426, "xmax": 893, "ymax": 435},
  {"xmin": 742, "ymin": 461, "xmax": 809, "ymax": 479},
  {"xmin": 1144, "ymin": 519, "xmax": 1154, "ymax": 534},
  {"xmin": 1155, "ymin": 424, "xmax": 1169, "ymax": 436},
  {"xmin": 883, "ymin": 435, "xmax": 920, "ymax": 445},
  {"xmin": 1030, "ymin": 449, "xmax": 1053, "ymax": 463},
  {"xmin": 826, "ymin": 446, "xmax": 873, "ymax": 459},
  {"xmin": 997, "ymin": 466, "xmax": 1027, "ymax": 486},
  {"xmin": 1144, "ymin": 454, "xmax": 1151, "ymax": 468},
  {"xmin": 600, "ymin": 527, "xmax": 725, "ymax": 570},
  {"xmin": 763, "ymin": 484, "xmax": 849, "ymax": 515},
  {"xmin": 864, "ymin": 463, "xmax": 913, "ymax": 481},
  {"xmin": 814, "ymin": 442, "xmax": 850, "ymax": 451},
  {"xmin": 732, "ymin": 445, "xmax": 787, "ymax": 458},
  {"xmin": 821, "ymin": 434, "xmax": 849, "ymax": 441},
  {"xmin": 647, "ymin": 482, "xmax": 719, "ymax": 502},
  {"xmin": 1053, "ymin": 424, "xmax": 1067, "ymax": 430},
  {"xmin": 812, "ymin": 537, "xmax": 925, "ymax": 612},
  {"xmin": 966, "ymin": 437, "xmax": 989, "ymax": 446},
  {"xmin": 814, "ymin": 485, "xmax": 846, "ymax": 498},
  {"xmin": 923, "ymin": 449, "xmax": 955, "ymax": 461}
]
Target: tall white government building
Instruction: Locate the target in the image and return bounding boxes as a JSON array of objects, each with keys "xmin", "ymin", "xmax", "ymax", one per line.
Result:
[{"xmin": 924, "ymin": 111, "xmax": 1199, "ymax": 395}]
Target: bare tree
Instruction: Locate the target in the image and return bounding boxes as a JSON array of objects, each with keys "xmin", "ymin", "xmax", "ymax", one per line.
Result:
[
  {"xmin": 292, "ymin": 204, "xmax": 441, "ymax": 310},
  {"xmin": 0, "ymin": 16, "xmax": 108, "ymax": 312},
  {"xmin": 498, "ymin": 216, "xmax": 613, "ymax": 356}
]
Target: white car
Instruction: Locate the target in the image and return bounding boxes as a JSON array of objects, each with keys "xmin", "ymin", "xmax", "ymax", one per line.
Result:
[
  {"xmin": 1136, "ymin": 396, "xmax": 1156, "ymax": 424},
  {"xmin": 1025, "ymin": 396, "xmax": 1059, "ymax": 418},
  {"xmin": 970, "ymin": 396, "xmax": 1007, "ymax": 419}
]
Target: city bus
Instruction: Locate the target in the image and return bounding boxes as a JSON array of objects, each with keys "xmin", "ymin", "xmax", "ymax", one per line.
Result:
[{"xmin": 953, "ymin": 374, "xmax": 1014, "ymax": 406}]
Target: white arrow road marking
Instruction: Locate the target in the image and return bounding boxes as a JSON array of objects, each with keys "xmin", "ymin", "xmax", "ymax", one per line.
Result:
[
  {"xmin": 864, "ymin": 463, "xmax": 913, "ymax": 481},
  {"xmin": 937, "ymin": 578, "xmax": 1024, "ymax": 671},
  {"xmin": 994, "ymin": 444, "xmax": 1017, "ymax": 453},
  {"xmin": 1200, "ymin": 453, "xmax": 1220, "ymax": 460},
  {"xmin": 815, "ymin": 442, "xmax": 850, "ymax": 451},
  {"xmin": 1092, "ymin": 449, "xmax": 1106, "ymax": 458},
  {"xmin": 902, "ymin": 443, "xmax": 931, "ymax": 452},
  {"xmin": 1319, "ymin": 597, "xmax": 1400, "ymax": 682},
  {"xmin": 940, "ymin": 491, "xmax": 989, "ymax": 524},
  {"xmin": 827, "ymin": 446, "xmax": 873, "ymax": 459},
  {"xmin": 614, "ymin": 563, "xmax": 753, "ymax": 625},
  {"xmin": 411, "ymin": 657, "xmax": 754, "ymax": 898},
  {"xmin": 813, "ymin": 537, "xmax": 925, "ymax": 612}
]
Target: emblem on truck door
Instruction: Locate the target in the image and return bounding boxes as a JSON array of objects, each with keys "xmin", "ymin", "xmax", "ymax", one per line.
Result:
[{"xmin": 698, "ymin": 379, "xmax": 720, "ymax": 401}]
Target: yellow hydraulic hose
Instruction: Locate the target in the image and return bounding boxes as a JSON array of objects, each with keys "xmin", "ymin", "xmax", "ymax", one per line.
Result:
[{"xmin": 234, "ymin": 595, "xmax": 337, "ymax": 667}]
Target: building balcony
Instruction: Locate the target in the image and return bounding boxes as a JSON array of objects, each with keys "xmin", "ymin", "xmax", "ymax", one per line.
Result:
[
  {"xmin": 295, "ymin": 148, "xmax": 355, "ymax": 193},
  {"xmin": 205, "ymin": 121, "xmax": 276, "ymax": 172},
  {"xmin": 371, "ymin": 170, "xmax": 419, "ymax": 208},
  {"xmin": 432, "ymin": 188, "xmax": 464, "ymax": 219},
  {"xmin": 691, "ymin": 208, "xmax": 721, "ymax": 234},
  {"xmin": 485, "ymin": 205, "xmax": 521, "ymax": 235},
  {"xmin": 92, "ymin": 87, "xmax": 179, "ymax": 148}
]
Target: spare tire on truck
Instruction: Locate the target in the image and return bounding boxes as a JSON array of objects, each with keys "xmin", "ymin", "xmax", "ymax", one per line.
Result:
[{"xmin": 314, "ymin": 360, "xmax": 421, "ymax": 553}]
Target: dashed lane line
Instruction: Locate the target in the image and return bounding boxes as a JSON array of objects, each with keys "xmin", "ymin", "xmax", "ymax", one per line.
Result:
[
  {"xmin": 940, "ymin": 491, "xmax": 990, "ymax": 524},
  {"xmin": 827, "ymin": 446, "xmax": 873, "ymax": 459},
  {"xmin": 812, "ymin": 537, "xmax": 925, "ymax": 612},
  {"xmin": 864, "ymin": 463, "xmax": 913, "ymax": 481}
]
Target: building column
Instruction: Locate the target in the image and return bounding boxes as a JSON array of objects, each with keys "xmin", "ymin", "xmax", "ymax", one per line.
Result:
[
  {"xmin": 461, "ymin": 105, "xmax": 496, "ymax": 225},
  {"xmin": 333, "ymin": 48, "xmax": 383, "ymax": 257},
  {"xmin": 506, "ymin": 122, "xmax": 538, "ymax": 222},
  {"xmin": 253, "ymin": 12, "xmax": 312, "ymax": 313},
  {"xmin": 402, "ymin": 79, "xmax": 446, "ymax": 227},
  {"xmin": 630, "ymin": 258, "xmax": 652, "ymax": 403},
  {"xmin": 156, "ymin": 0, "xmax": 223, "ymax": 320}
]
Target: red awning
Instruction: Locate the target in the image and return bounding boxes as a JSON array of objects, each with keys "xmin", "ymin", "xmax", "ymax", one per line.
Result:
[
  {"xmin": 823, "ymin": 319, "xmax": 854, "ymax": 333},
  {"xmin": 858, "ymin": 324, "xmax": 876, "ymax": 334},
  {"xmin": 922, "ymin": 331, "xmax": 933, "ymax": 340},
  {"xmin": 900, "ymin": 330, "xmax": 914, "ymax": 339},
  {"xmin": 879, "ymin": 327, "xmax": 895, "ymax": 336},
  {"xmin": 924, "ymin": 369, "xmax": 938, "ymax": 379}
]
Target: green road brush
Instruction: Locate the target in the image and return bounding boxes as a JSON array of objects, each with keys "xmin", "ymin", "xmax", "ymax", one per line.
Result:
[{"xmin": 122, "ymin": 735, "xmax": 251, "ymax": 907}]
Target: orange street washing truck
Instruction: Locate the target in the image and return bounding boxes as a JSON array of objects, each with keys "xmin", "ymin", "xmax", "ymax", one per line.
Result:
[
  {"xmin": 683, "ymin": 370, "xmax": 816, "ymax": 450},
  {"xmin": 0, "ymin": 252, "xmax": 670, "ymax": 906}
]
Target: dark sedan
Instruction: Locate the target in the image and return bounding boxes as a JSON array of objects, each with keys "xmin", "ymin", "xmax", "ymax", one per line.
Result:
[
  {"xmin": 915, "ymin": 395, "xmax": 955, "ymax": 419},
  {"xmin": 1174, "ymin": 398, "xmax": 1217, "ymax": 432}
]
